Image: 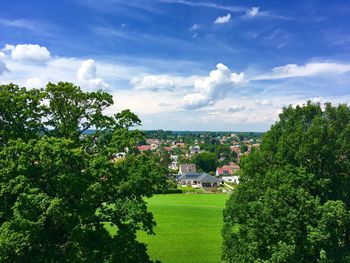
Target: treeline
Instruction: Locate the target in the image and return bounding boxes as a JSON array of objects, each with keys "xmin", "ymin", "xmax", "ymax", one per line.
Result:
[{"xmin": 144, "ymin": 130, "xmax": 263, "ymax": 141}]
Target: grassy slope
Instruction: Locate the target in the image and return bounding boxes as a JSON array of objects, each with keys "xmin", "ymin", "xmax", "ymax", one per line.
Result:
[{"xmin": 137, "ymin": 194, "xmax": 229, "ymax": 263}]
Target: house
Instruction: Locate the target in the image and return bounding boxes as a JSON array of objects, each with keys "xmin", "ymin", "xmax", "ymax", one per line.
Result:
[
  {"xmin": 146, "ymin": 139, "xmax": 159, "ymax": 146},
  {"xmin": 189, "ymin": 145, "xmax": 200, "ymax": 154},
  {"xmin": 173, "ymin": 141, "xmax": 185, "ymax": 148},
  {"xmin": 222, "ymin": 175, "xmax": 240, "ymax": 184},
  {"xmin": 179, "ymin": 163, "xmax": 196, "ymax": 174},
  {"xmin": 216, "ymin": 165, "xmax": 233, "ymax": 176},
  {"xmin": 216, "ymin": 163, "xmax": 240, "ymax": 176},
  {"xmin": 178, "ymin": 172, "xmax": 223, "ymax": 187},
  {"xmin": 230, "ymin": 145, "xmax": 241, "ymax": 154},
  {"xmin": 137, "ymin": 145, "xmax": 152, "ymax": 151},
  {"xmin": 163, "ymin": 146, "xmax": 173, "ymax": 152}
]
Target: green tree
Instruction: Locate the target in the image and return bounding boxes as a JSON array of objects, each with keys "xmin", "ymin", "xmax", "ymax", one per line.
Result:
[
  {"xmin": 45, "ymin": 82, "xmax": 115, "ymax": 141},
  {"xmin": 222, "ymin": 102, "xmax": 350, "ymax": 262},
  {"xmin": 0, "ymin": 84, "xmax": 46, "ymax": 145},
  {"xmin": 191, "ymin": 152, "xmax": 217, "ymax": 173},
  {"xmin": 0, "ymin": 83, "xmax": 166, "ymax": 262}
]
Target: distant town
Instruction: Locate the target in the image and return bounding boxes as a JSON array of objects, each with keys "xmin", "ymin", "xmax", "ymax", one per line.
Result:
[{"xmin": 113, "ymin": 130, "xmax": 263, "ymax": 193}]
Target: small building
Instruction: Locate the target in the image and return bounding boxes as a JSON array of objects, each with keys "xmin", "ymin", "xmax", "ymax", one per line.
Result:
[
  {"xmin": 222, "ymin": 175, "xmax": 240, "ymax": 184},
  {"xmin": 216, "ymin": 163, "xmax": 240, "ymax": 176},
  {"xmin": 179, "ymin": 163, "xmax": 196, "ymax": 175},
  {"xmin": 216, "ymin": 166, "xmax": 233, "ymax": 176},
  {"xmin": 189, "ymin": 145, "xmax": 200, "ymax": 154},
  {"xmin": 172, "ymin": 141, "xmax": 185, "ymax": 148},
  {"xmin": 163, "ymin": 146, "xmax": 173, "ymax": 152},
  {"xmin": 178, "ymin": 173, "xmax": 223, "ymax": 187}
]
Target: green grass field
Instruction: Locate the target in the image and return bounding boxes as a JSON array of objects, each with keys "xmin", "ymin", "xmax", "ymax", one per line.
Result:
[{"xmin": 137, "ymin": 194, "xmax": 230, "ymax": 263}]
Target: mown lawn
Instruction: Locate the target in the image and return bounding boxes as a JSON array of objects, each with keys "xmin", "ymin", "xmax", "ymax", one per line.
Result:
[{"xmin": 137, "ymin": 194, "xmax": 230, "ymax": 263}]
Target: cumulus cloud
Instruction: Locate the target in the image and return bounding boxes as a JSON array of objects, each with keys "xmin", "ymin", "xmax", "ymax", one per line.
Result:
[
  {"xmin": 214, "ymin": 13, "xmax": 231, "ymax": 24},
  {"xmin": 226, "ymin": 105, "xmax": 245, "ymax": 113},
  {"xmin": 254, "ymin": 62, "xmax": 350, "ymax": 80},
  {"xmin": 130, "ymin": 74, "xmax": 198, "ymax": 92},
  {"xmin": 182, "ymin": 63, "xmax": 245, "ymax": 109},
  {"xmin": 247, "ymin": 6, "xmax": 259, "ymax": 17},
  {"xmin": 77, "ymin": 59, "xmax": 109, "ymax": 90},
  {"xmin": 2, "ymin": 44, "xmax": 51, "ymax": 61}
]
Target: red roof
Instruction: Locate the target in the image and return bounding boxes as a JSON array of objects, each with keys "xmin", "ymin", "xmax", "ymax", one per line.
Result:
[
  {"xmin": 217, "ymin": 163, "xmax": 240, "ymax": 175},
  {"xmin": 216, "ymin": 166, "xmax": 233, "ymax": 175},
  {"xmin": 137, "ymin": 145, "xmax": 152, "ymax": 151}
]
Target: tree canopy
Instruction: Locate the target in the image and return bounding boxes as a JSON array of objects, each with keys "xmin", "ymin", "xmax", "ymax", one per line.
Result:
[
  {"xmin": 190, "ymin": 151, "xmax": 218, "ymax": 173},
  {"xmin": 0, "ymin": 83, "xmax": 167, "ymax": 262},
  {"xmin": 222, "ymin": 102, "xmax": 350, "ymax": 262}
]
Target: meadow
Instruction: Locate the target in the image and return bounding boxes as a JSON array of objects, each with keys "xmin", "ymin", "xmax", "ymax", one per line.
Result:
[{"xmin": 137, "ymin": 194, "xmax": 230, "ymax": 263}]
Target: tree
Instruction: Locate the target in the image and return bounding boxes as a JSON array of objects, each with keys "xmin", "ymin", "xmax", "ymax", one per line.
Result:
[
  {"xmin": 0, "ymin": 83, "xmax": 167, "ymax": 262},
  {"xmin": 222, "ymin": 102, "xmax": 350, "ymax": 262},
  {"xmin": 191, "ymin": 152, "xmax": 217, "ymax": 173},
  {"xmin": 45, "ymin": 82, "xmax": 115, "ymax": 141},
  {"xmin": 0, "ymin": 84, "xmax": 46, "ymax": 145}
]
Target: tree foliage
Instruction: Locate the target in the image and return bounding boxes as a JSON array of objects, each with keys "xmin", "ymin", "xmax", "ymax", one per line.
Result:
[
  {"xmin": 190, "ymin": 152, "xmax": 218, "ymax": 173},
  {"xmin": 222, "ymin": 102, "xmax": 350, "ymax": 262},
  {"xmin": 0, "ymin": 83, "xmax": 167, "ymax": 262}
]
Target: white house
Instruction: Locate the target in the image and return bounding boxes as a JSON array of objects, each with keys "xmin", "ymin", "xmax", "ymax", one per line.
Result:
[
  {"xmin": 178, "ymin": 173, "xmax": 222, "ymax": 187},
  {"xmin": 189, "ymin": 145, "xmax": 200, "ymax": 154},
  {"xmin": 222, "ymin": 175, "xmax": 240, "ymax": 184}
]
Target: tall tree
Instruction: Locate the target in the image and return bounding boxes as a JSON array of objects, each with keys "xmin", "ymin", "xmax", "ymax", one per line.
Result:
[
  {"xmin": 0, "ymin": 83, "xmax": 166, "ymax": 262},
  {"xmin": 222, "ymin": 102, "xmax": 350, "ymax": 262},
  {"xmin": 45, "ymin": 82, "xmax": 115, "ymax": 140},
  {"xmin": 0, "ymin": 84, "xmax": 45, "ymax": 145}
]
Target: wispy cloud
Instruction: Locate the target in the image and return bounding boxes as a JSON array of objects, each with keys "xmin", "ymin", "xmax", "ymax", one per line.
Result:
[
  {"xmin": 246, "ymin": 7, "xmax": 260, "ymax": 17},
  {"xmin": 158, "ymin": 1, "xmax": 290, "ymax": 20},
  {"xmin": 0, "ymin": 18, "xmax": 57, "ymax": 36},
  {"xmin": 190, "ymin": 24, "xmax": 202, "ymax": 31},
  {"xmin": 253, "ymin": 62, "xmax": 350, "ymax": 80},
  {"xmin": 158, "ymin": 0, "xmax": 246, "ymax": 12}
]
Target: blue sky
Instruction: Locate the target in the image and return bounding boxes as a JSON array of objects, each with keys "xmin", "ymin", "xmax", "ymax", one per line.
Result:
[{"xmin": 1, "ymin": 0, "xmax": 350, "ymax": 131}]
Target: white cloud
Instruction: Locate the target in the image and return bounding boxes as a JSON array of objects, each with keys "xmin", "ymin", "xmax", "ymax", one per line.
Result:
[
  {"xmin": 77, "ymin": 59, "xmax": 109, "ymax": 90},
  {"xmin": 226, "ymin": 105, "xmax": 245, "ymax": 113},
  {"xmin": 190, "ymin": 24, "xmax": 201, "ymax": 31},
  {"xmin": 25, "ymin": 77, "xmax": 43, "ymax": 89},
  {"xmin": 192, "ymin": 33, "xmax": 199, "ymax": 38},
  {"xmin": 2, "ymin": 44, "xmax": 51, "ymax": 61},
  {"xmin": 0, "ymin": 61, "xmax": 8, "ymax": 75},
  {"xmin": 247, "ymin": 6, "xmax": 259, "ymax": 17},
  {"xmin": 182, "ymin": 63, "xmax": 245, "ymax": 109},
  {"xmin": 254, "ymin": 62, "xmax": 350, "ymax": 80},
  {"xmin": 130, "ymin": 74, "xmax": 198, "ymax": 92},
  {"xmin": 255, "ymin": 99, "xmax": 273, "ymax": 106},
  {"xmin": 214, "ymin": 13, "xmax": 231, "ymax": 24}
]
